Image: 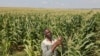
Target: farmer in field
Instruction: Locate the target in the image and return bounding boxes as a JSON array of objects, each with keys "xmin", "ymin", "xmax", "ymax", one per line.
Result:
[{"xmin": 41, "ymin": 28, "xmax": 62, "ymax": 56}]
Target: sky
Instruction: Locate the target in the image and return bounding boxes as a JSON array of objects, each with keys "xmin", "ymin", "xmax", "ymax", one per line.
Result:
[{"xmin": 0, "ymin": 0, "xmax": 100, "ymax": 8}]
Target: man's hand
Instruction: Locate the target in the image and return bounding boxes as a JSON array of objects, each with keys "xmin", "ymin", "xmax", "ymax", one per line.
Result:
[{"xmin": 55, "ymin": 36, "xmax": 62, "ymax": 46}]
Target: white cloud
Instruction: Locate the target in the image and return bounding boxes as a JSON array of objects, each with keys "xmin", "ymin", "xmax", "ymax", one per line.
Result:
[
  {"xmin": 55, "ymin": 2, "xmax": 65, "ymax": 7},
  {"xmin": 83, "ymin": 0, "xmax": 100, "ymax": 3},
  {"xmin": 55, "ymin": 2, "xmax": 58, "ymax": 4},
  {"xmin": 41, "ymin": 1, "xmax": 48, "ymax": 4},
  {"xmin": 61, "ymin": 3, "xmax": 65, "ymax": 6}
]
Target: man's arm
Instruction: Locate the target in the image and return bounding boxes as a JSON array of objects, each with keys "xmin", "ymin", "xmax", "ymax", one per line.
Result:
[
  {"xmin": 51, "ymin": 38, "xmax": 62, "ymax": 52},
  {"xmin": 41, "ymin": 38, "xmax": 62, "ymax": 56}
]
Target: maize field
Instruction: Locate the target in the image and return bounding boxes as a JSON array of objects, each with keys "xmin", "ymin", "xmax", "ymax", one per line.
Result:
[{"xmin": 0, "ymin": 8, "xmax": 100, "ymax": 56}]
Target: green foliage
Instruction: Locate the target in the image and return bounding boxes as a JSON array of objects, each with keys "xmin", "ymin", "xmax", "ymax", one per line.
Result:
[{"xmin": 0, "ymin": 8, "xmax": 100, "ymax": 56}]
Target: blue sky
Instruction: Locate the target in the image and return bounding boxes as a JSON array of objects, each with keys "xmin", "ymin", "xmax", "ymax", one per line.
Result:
[{"xmin": 0, "ymin": 0, "xmax": 100, "ymax": 8}]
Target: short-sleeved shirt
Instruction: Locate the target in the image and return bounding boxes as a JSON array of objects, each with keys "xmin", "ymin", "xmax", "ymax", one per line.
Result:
[{"xmin": 41, "ymin": 38, "xmax": 58, "ymax": 56}]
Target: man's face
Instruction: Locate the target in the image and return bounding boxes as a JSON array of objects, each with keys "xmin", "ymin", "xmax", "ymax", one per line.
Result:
[{"xmin": 44, "ymin": 29, "xmax": 52, "ymax": 39}]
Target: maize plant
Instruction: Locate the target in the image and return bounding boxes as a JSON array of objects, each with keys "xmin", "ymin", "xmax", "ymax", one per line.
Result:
[{"xmin": 0, "ymin": 8, "xmax": 100, "ymax": 56}]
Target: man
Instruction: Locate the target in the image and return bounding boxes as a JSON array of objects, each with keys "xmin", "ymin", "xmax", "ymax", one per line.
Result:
[{"xmin": 41, "ymin": 28, "xmax": 62, "ymax": 56}]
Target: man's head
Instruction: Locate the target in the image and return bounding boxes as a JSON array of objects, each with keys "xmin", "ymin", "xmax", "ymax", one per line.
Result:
[{"xmin": 44, "ymin": 28, "xmax": 52, "ymax": 39}]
